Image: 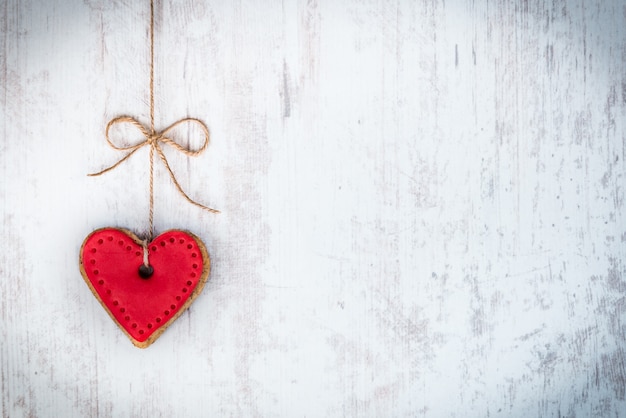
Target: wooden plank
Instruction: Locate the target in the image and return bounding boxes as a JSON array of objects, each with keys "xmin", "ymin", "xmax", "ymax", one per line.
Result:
[{"xmin": 1, "ymin": 0, "xmax": 625, "ymax": 416}]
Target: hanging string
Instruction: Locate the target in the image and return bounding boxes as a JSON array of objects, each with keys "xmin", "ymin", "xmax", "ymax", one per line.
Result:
[
  {"xmin": 149, "ymin": 0, "xmax": 155, "ymax": 135},
  {"xmin": 148, "ymin": 0, "xmax": 155, "ymax": 240},
  {"xmin": 89, "ymin": 0, "xmax": 218, "ymax": 242}
]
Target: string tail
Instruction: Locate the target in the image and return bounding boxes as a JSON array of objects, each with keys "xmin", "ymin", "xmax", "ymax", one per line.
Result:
[
  {"xmin": 154, "ymin": 144, "xmax": 220, "ymax": 214},
  {"xmin": 88, "ymin": 149, "xmax": 142, "ymax": 177}
]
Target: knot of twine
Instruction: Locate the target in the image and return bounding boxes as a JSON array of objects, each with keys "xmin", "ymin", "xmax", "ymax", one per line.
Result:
[{"xmin": 89, "ymin": 116, "xmax": 219, "ymax": 234}]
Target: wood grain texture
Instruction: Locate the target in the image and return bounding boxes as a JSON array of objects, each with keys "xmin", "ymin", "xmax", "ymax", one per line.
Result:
[{"xmin": 1, "ymin": 0, "xmax": 625, "ymax": 416}]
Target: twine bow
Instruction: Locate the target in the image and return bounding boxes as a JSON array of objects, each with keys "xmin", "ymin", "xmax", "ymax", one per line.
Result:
[{"xmin": 89, "ymin": 116, "xmax": 219, "ymax": 228}]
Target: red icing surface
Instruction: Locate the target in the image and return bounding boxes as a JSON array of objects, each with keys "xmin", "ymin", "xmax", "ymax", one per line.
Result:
[{"xmin": 80, "ymin": 228, "xmax": 207, "ymax": 345}]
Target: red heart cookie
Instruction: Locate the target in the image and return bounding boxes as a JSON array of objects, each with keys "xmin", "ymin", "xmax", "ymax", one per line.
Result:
[{"xmin": 79, "ymin": 228, "xmax": 210, "ymax": 348}]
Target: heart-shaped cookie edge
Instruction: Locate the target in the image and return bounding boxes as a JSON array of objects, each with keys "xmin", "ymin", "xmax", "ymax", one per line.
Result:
[{"xmin": 78, "ymin": 227, "xmax": 211, "ymax": 349}]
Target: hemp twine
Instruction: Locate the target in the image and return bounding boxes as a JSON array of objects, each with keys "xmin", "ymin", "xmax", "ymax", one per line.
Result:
[
  {"xmin": 142, "ymin": 240, "xmax": 150, "ymax": 267},
  {"xmin": 89, "ymin": 0, "xmax": 218, "ymax": 244}
]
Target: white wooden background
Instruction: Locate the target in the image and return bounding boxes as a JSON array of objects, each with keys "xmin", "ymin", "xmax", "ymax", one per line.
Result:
[{"xmin": 1, "ymin": 0, "xmax": 625, "ymax": 416}]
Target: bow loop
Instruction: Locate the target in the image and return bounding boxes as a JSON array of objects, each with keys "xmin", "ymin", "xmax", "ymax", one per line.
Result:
[
  {"xmin": 158, "ymin": 118, "xmax": 210, "ymax": 157},
  {"xmin": 104, "ymin": 116, "xmax": 152, "ymax": 151}
]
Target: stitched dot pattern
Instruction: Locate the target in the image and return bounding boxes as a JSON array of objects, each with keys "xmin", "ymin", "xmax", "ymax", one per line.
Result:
[{"xmin": 83, "ymin": 229, "xmax": 205, "ymax": 343}]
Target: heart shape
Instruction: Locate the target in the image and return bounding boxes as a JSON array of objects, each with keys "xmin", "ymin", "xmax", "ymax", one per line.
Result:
[{"xmin": 79, "ymin": 227, "xmax": 210, "ymax": 348}]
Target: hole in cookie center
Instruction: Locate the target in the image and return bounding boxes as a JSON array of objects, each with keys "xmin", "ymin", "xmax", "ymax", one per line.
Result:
[{"xmin": 138, "ymin": 264, "xmax": 154, "ymax": 279}]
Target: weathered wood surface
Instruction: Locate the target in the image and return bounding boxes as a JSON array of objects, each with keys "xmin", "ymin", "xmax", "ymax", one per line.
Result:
[{"xmin": 1, "ymin": 0, "xmax": 625, "ymax": 416}]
